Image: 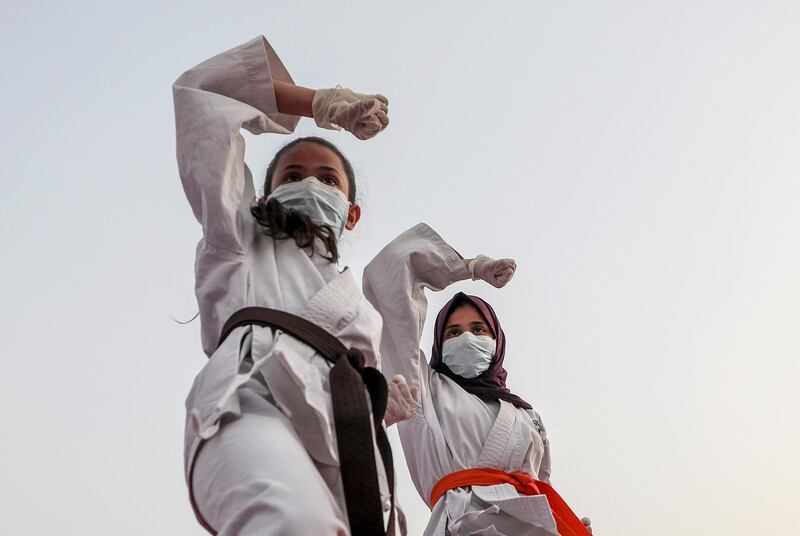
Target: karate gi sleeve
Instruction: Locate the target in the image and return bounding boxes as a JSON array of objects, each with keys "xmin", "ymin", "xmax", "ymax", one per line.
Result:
[
  {"xmin": 529, "ymin": 409, "xmax": 552, "ymax": 483},
  {"xmin": 173, "ymin": 36, "xmax": 300, "ymax": 253},
  {"xmin": 362, "ymin": 223, "xmax": 471, "ymax": 408}
]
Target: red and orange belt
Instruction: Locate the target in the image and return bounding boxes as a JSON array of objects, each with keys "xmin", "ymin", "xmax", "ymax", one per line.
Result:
[{"xmin": 430, "ymin": 468, "xmax": 590, "ymax": 536}]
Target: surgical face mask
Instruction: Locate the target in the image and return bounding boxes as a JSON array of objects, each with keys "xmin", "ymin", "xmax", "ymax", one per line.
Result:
[
  {"xmin": 441, "ymin": 332, "xmax": 496, "ymax": 379},
  {"xmin": 267, "ymin": 176, "xmax": 351, "ymax": 238}
]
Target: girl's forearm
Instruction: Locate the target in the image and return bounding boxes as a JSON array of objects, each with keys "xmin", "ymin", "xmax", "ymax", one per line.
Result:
[{"xmin": 274, "ymin": 80, "xmax": 315, "ymax": 117}]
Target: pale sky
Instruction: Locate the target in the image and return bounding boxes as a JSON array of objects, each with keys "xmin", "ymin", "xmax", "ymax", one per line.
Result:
[{"xmin": 1, "ymin": 1, "xmax": 799, "ymax": 535}]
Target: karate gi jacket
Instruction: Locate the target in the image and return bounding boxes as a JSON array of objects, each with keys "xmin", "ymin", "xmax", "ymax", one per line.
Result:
[
  {"xmin": 364, "ymin": 224, "xmax": 558, "ymax": 536},
  {"xmin": 173, "ymin": 36, "xmax": 389, "ymax": 519}
]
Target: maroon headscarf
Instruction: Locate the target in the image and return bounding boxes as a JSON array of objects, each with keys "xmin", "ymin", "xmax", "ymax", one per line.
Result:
[{"xmin": 430, "ymin": 292, "xmax": 532, "ymax": 410}]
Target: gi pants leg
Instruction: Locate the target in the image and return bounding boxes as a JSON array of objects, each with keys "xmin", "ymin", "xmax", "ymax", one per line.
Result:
[{"xmin": 191, "ymin": 379, "xmax": 349, "ymax": 536}]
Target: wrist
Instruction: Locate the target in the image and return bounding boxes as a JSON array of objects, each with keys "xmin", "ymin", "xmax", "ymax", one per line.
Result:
[
  {"xmin": 312, "ymin": 86, "xmax": 342, "ymax": 129},
  {"xmin": 467, "ymin": 255, "xmax": 489, "ymax": 280},
  {"xmin": 274, "ymin": 80, "xmax": 315, "ymax": 118}
]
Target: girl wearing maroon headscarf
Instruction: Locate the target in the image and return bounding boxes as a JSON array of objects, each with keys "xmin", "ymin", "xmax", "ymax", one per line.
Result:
[{"xmin": 364, "ymin": 224, "xmax": 592, "ymax": 536}]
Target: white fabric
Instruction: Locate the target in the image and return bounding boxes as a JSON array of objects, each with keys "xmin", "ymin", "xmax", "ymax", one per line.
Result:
[
  {"xmin": 363, "ymin": 224, "xmax": 555, "ymax": 536},
  {"xmin": 470, "ymin": 401, "xmax": 557, "ymax": 533},
  {"xmin": 441, "ymin": 332, "xmax": 496, "ymax": 379},
  {"xmin": 267, "ymin": 176, "xmax": 351, "ymax": 237},
  {"xmin": 192, "ymin": 377, "xmax": 348, "ymax": 536},
  {"xmin": 477, "ymin": 400, "xmax": 519, "ymax": 468},
  {"xmin": 174, "ymin": 36, "xmax": 394, "ymax": 533}
]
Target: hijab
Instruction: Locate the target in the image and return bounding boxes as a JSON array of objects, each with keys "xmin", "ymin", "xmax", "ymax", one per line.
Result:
[{"xmin": 430, "ymin": 292, "xmax": 532, "ymax": 410}]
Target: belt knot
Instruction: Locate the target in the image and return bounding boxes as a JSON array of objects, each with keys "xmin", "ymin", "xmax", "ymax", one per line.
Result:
[{"xmin": 341, "ymin": 347, "xmax": 366, "ymax": 371}]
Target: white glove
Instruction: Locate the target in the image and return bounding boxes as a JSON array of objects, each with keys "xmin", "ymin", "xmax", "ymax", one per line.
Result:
[
  {"xmin": 468, "ymin": 255, "xmax": 516, "ymax": 288},
  {"xmin": 312, "ymin": 86, "xmax": 389, "ymax": 140},
  {"xmin": 384, "ymin": 375, "xmax": 419, "ymax": 426}
]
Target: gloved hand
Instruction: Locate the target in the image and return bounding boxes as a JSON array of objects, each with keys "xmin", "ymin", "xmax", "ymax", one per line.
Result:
[
  {"xmin": 468, "ymin": 255, "xmax": 517, "ymax": 288},
  {"xmin": 312, "ymin": 86, "xmax": 389, "ymax": 140},
  {"xmin": 384, "ymin": 374, "xmax": 419, "ymax": 426}
]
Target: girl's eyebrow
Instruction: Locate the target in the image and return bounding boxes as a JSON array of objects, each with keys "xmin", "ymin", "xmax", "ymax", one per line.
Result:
[{"xmin": 445, "ymin": 320, "xmax": 487, "ymax": 329}]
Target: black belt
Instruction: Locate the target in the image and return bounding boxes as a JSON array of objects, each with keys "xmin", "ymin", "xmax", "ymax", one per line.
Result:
[{"xmin": 204, "ymin": 306, "xmax": 396, "ymax": 536}]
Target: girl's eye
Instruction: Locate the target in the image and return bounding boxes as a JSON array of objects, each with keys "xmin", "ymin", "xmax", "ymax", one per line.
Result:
[
  {"xmin": 322, "ymin": 176, "xmax": 337, "ymax": 186},
  {"xmin": 285, "ymin": 173, "xmax": 301, "ymax": 182},
  {"xmin": 473, "ymin": 326, "xmax": 486, "ymax": 335},
  {"xmin": 445, "ymin": 328, "xmax": 461, "ymax": 339}
]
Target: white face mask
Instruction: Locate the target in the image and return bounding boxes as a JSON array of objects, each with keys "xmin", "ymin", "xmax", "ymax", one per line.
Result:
[
  {"xmin": 267, "ymin": 176, "xmax": 351, "ymax": 238},
  {"xmin": 441, "ymin": 332, "xmax": 496, "ymax": 379}
]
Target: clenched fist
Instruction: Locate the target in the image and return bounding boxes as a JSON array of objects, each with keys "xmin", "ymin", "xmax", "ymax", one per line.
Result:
[
  {"xmin": 384, "ymin": 375, "xmax": 419, "ymax": 426},
  {"xmin": 468, "ymin": 255, "xmax": 517, "ymax": 288},
  {"xmin": 312, "ymin": 86, "xmax": 389, "ymax": 140}
]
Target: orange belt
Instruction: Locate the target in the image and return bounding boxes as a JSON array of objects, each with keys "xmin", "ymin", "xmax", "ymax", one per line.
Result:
[{"xmin": 429, "ymin": 468, "xmax": 590, "ymax": 536}]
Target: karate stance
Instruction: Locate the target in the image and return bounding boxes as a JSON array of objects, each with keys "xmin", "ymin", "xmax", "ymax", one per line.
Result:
[
  {"xmin": 364, "ymin": 224, "xmax": 592, "ymax": 536},
  {"xmin": 174, "ymin": 36, "xmax": 414, "ymax": 535}
]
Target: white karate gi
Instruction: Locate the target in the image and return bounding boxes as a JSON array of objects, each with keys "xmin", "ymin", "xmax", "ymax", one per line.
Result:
[
  {"xmin": 174, "ymin": 36, "xmax": 390, "ymax": 535},
  {"xmin": 363, "ymin": 224, "xmax": 559, "ymax": 536}
]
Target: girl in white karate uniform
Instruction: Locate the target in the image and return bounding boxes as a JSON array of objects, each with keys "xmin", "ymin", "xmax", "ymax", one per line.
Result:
[
  {"xmin": 363, "ymin": 224, "xmax": 592, "ymax": 536},
  {"xmin": 173, "ymin": 36, "xmax": 413, "ymax": 535}
]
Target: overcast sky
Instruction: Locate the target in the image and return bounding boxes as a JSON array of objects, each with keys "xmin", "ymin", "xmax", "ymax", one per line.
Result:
[{"xmin": 1, "ymin": 1, "xmax": 799, "ymax": 535}]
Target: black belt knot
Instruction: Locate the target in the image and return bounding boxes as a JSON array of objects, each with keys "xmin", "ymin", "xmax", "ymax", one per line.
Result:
[
  {"xmin": 341, "ymin": 347, "xmax": 366, "ymax": 372},
  {"xmin": 205, "ymin": 306, "xmax": 396, "ymax": 536}
]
